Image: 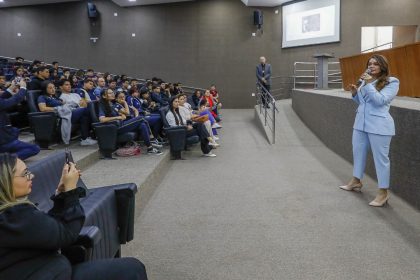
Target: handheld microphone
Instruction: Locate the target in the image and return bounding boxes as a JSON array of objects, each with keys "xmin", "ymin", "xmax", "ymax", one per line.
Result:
[{"xmin": 357, "ymin": 69, "xmax": 371, "ymax": 86}]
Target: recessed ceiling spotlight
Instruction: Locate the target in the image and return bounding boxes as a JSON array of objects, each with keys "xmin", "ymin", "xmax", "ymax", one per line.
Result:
[{"xmin": 129, "ymin": 0, "xmax": 136, "ymax": 2}]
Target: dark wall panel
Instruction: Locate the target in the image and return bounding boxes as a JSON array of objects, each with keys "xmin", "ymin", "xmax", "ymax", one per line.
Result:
[{"xmin": 0, "ymin": 0, "xmax": 419, "ymax": 108}]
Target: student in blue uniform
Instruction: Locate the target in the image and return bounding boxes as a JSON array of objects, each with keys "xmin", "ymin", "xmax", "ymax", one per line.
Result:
[
  {"xmin": 98, "ymin": 89, "xmax": 162, "ymax": 155},
  {"xmin": 38, "ymin": 82, "xmax": 96, "ymax": 146},
  {"xmin": 339, "ymin": 54, "xmax": 399, "ymax": 207},
  {"xmin": 0, "ymin": 80, "xmax": 40, "ymax": 160},
  {"xmin": 126, "ymin": 87, "xmax": 163, "ymax": 142}
]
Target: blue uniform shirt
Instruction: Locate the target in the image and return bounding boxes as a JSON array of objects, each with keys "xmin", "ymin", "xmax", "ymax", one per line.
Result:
[{"xmin": 37, "ymin": 95, "xmax": 63, "ymax": 108}]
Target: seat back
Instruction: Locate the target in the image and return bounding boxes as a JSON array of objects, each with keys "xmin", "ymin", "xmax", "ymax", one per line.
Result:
[
  {"xmin": 88, "ymin": 101, "xmax": 100, "ymax": 123},
  {"xmin": 27, "ymin": 90, "xmax": 43, "ymax": 113},
  {"xmin": 159, "ymin": 106, "xmax": 171, "ymax": 128},
  {"xmin": 28, "ymin": 151, "xmax": 87, "ymax": 211}
]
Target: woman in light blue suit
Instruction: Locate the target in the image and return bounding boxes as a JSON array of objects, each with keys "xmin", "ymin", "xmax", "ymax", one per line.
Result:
[{"xmin": 339, "ymin": 54, "xmax": 399, "ymax": 207}]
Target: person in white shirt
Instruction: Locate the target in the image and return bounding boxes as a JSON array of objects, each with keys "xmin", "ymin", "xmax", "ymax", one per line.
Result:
[
  {"xmin": 177, "ymin": 93, "xmax": 218, "ymax": 146},
  {"xmin": 166, "ymin": 96, "xmax": 215, "ymax": 157},
  {"xmin": 58, "ymin": 79, "xmax": 97, "ymax": 146}
]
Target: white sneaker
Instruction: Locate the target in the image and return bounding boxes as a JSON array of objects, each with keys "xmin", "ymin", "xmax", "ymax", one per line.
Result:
[
  {"xmin": 213, "ymin": 136, "xmax": 219, "ymax": 141},
  {"xmin": 203, "ymin": 152, "xmax": 216, "ymax": 157},
  {"xmin": 209, "ymin": 141, "xmax": 219, "ymax": 148},
  {"xmin": 80, "ymin": 138, "xmax": 97, "ymax": 146},
  {"xmin": 212, "ymin": 123, "xmax": 222, "ymax": 129}
]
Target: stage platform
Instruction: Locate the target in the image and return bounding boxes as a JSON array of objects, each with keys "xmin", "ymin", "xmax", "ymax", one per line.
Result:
[{"xmin": 288, "ymin": 88, "xmax": 420, "ymax": 210}]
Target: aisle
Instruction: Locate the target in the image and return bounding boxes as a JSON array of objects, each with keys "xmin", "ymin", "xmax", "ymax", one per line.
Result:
[{"xmin": 124, "ymin": 105, "xmax": 420, "ymax": 280}]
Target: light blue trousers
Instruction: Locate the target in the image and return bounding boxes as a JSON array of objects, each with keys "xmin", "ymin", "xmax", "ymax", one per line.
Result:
[{"xmin": 352, "ymin": 129, "xmax": 392, "ymax": 189}]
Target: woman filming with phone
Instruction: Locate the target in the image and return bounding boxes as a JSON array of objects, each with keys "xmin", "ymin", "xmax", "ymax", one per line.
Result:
[
  {"xmin": 0, "ymin": 153, "xmax": 148, "ymax": 280},
  {"xmin": 339, "ymin": 54, "xmax": 399, "ymax": 207}
]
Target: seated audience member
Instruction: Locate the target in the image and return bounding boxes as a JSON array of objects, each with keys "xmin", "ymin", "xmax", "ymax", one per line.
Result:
[
  {"xmin": 29, "ymin": 60, "xmax": 42, "ymax": 73},
  {"xmin": 209, "ymin": 84, "xmax": 220, "ymax": 102},
  {"xmin": 139, "ymin": 87, "xmax": 160, "ymax": 113},
  {"xmin": 160, "ymin": 83, "xmax": 171, "ymax": 105},
  {"xmin": 77, "ymin": 78, "xmax": 96, "ymax": 102},
  {"xmin": 178, "ymin": 94, "xmax": 218, "ymax": 147},
  {"xmin": 11, "ymin": 67, "xmax": 25, "ymax": 81},
  {"xmin": 15, "ymin": 56, "xmax": 25, "ymax": 64},
  {"xmin": 166, "ymin": 96, "xmax": 215, "ymax": 157},
  {"xmin": 108, "ymin": 80, "xmax": 118, "ymax": 92},
  {"xmin": 151, "ymin": 85, "xmax": 168, "ymax": 107},
  {"xmin": 0, "ymin": 80, "xmax": 40, "ymax": 160},
  {"xmin": 27, "ymin": 66, "xmax": 50, "ymax": 90},
  {"xmin": 202, "ymin": 89, "xmax": 221, "ymax": 122},
  {"xmin": 98, "ymin": 89, "xmax": 162, "ymax": 155},
  {"xmin": 38, "ymin": 82, "xmax": 97, "ymax": 146},
  {"xmin": 0, "ymin": 74, "xmax": 6, "ymax": 93},
  {"xmin": 126, "ymin": 88, "xmax": 163, "ymax": 142},
  {"xmin": 93, "ymin": 77, "xmax": 106, "ymax": 99},
  {"xmin": 191, "ymin": 89, "xmax": 202, "ymax": 110},
  {"xmin": 104, "ymin": 73, "xmax": 113, "ymax": 85},
  {"xmin": 62, "ymin": 69, "xmax": 71, "ymax": 81},
  {"xmin": 119, "ymin": 79, "xmax": 130, "ymax": 95},
  {"xmin": 0, "ymin": 153, "xmax": 149, "ymax": 280},
  {"xmin": 85, "ymin": 69, "xmax": 95, "ymax": 78}
]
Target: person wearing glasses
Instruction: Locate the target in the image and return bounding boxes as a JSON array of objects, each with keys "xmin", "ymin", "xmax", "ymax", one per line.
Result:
[{"xmin": 0, "ymin": 153, "xmax": 148, "ymax": 280}]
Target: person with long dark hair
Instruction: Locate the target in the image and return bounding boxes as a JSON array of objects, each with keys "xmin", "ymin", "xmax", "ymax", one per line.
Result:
[
  {"xmin": 339, "ymin": 54, "xmax": 399, "ymax": 207},
  {"xmin": 0, "ymin": 153, "xmax": 148, "ymax": 280},
  {"xmin": 166, "ymin": 96, "xmax": 215, "ymax": 157},
  {"xmin": 98, "ymin": 88, "xmax": 162, "ymax": 155}
]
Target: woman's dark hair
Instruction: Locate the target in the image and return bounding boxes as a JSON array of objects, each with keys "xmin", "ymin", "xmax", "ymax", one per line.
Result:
[
  {"xmin": 99, "ymin": 89, "xmax": 113, "ymax": 117},
  {"xmin": 194, "ymin": 89, "xmax": 201, "ymax": 96},
  {"xmin": 169, "ymin": 96, "xmax": 183, "ymax": 126},
  {"xmin": 366, "ymin": 54, "xmax": 390, "ymax": 91},
  {"xmin": 42, "ymin": 81, "xmax": 55, "ymax": 96},
  {"xmin": 128, "ymin": 88, "xmax": 138, "ymax": 96},
  {"xmin": 199, "ymin": 99, "xmax": 207, "ymax": 107}
]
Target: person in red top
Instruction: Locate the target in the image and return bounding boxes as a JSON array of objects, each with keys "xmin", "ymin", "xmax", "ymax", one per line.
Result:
[
  {"xmin": 209, "ymin": 85, "xmax": 222, "ymax": 117},
  {"xmin": 202, "ymin": 90, "xmax": 221, "ymax": 122}
]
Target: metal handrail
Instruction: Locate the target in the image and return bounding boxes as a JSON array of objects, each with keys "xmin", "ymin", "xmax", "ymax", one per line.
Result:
[
  {"xmin": 361, "ymin": 41, "xmax": 393, "ymax": 53},
  {"xmin": 255, "ymin": 81, "xmax": 277, "ymax": 144},
  {"xmin": 293, "ymin": 61, "xmax": 342, "ymax": 89}
]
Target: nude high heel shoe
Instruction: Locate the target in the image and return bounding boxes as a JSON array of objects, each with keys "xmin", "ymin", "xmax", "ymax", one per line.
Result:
[
  {"xmin": 338, "ymin": 182, "xmax": 363, "ymax": 192},
  {"xmin": 369, "ymin": 189, "xmax": 390, "ymax": 207}
]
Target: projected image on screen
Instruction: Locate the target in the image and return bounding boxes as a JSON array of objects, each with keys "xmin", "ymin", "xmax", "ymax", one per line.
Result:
[
  {"xmin": 302, "ymin": 14, "xmax": 320, "ymax": 33},
  {"xmin": 282, "ymin": 0, "xmax": 340, "ymax": 48}
]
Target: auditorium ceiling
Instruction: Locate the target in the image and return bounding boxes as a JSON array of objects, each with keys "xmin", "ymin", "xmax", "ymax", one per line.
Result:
[{"xmin": 0, "ymin": 0, "xmax": 293, "ymax": 8}]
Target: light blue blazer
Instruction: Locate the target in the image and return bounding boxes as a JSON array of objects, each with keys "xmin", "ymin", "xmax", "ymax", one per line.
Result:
[{"xmin": 352, "ymin": 77, "xmax": 399, "ymax": 136}]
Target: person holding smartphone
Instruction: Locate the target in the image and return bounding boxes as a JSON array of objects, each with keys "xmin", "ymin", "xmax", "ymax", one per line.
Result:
[
  {"xmin": 0, "ymin": 153, "xmax": 148, "ymax": 279},
  {"xmin": 339, "ymin": 54, "xmax": 399, "ymax": 207},
  {"xmin": 0, "ymin": 79, "xmax": 40, "ymax": 160}
]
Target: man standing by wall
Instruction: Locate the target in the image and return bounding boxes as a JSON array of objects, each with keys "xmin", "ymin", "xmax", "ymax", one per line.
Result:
[{"xmin": 256, "ymin": 56, "xmax": 272, "ymax": 108}]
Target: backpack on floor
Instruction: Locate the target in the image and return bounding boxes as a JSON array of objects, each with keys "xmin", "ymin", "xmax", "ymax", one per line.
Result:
[{"xmin": 115, "ymin": 142, "xmax": 141, "ymax": 157}]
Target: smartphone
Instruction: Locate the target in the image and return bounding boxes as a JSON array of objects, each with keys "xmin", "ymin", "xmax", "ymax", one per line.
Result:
[{"xmin": 65, "ymin": 148, "xmax": 71, "ymax": 170}]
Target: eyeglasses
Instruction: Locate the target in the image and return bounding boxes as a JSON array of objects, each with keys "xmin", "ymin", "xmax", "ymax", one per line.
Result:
[{"xmin": 14, "ymin": 169, "xmax": 34, "ymax": 181}]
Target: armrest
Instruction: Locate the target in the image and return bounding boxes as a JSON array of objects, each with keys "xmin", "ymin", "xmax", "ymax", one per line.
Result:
[
  {"xmin": 28, "ymin": 111, "xmax": 56, "ymax": 118},
  {"xmin": 61, "ymin": 226, "xmax": 101, "ymax": 265},
  {"xmin": 77, "ymin": 225, "xmax": 102, "ymax": 248},
  {"xmin": 92, "ymin": 121, "xmax": 120, "ymax": 128},
  {"xmin": 91, "ymin": 183, "xmax": 138, "ymax": 243}
]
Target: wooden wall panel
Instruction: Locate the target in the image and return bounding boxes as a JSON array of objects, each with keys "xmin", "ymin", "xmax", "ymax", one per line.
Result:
[{"xmin": 340, "ymin": 42, "xmax": 420, "ymax": 97}]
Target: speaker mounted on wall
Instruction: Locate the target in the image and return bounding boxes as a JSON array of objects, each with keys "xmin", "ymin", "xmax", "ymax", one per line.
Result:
[
  {"xmin": 254, "ymin": 10, "xmax": 263, "ymax": 29},
  {"xmin": 87, "ymin": 2, "xmax": 98, "ymax": 19}
]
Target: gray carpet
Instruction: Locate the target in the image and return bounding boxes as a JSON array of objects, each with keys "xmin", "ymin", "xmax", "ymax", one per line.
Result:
[{"xmin": 123, "ymin": 102, "xmax": 420, "ymax": 280}]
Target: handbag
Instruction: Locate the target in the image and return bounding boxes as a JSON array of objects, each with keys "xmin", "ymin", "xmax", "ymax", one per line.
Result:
[
  {"xmin": 193, "ymin": 115, "xmax": 209, "ymax": 123},
  {"xmin": 0, "ymin": 125, "xmax": 19, "ymax": 145},
  {"xmin": 115, "ymin": 141, "xmax": 141, "ymax": 157}
]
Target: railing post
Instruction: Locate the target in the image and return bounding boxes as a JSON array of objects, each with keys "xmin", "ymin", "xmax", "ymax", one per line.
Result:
[
  {"xmin": 264, "ymin": 101, "xmax": 267, "ymax": 126},
  {"xmin": 272, "ymin": 100, "xmax": 276, "ymax": 144}
]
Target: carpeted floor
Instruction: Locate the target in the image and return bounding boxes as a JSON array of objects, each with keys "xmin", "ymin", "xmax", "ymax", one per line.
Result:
[{"xmin": 123, "ymin": 102, "xmax": 420, "ymax": 280}]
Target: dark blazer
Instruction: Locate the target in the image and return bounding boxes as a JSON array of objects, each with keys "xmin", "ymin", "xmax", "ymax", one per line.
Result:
[
  {"xmin": 256, "ymin": 63, "xmax": 272, "ymax": 85},
  {"xmin": 0, "ymin": 188, "xmax": 85, "ymax": 280}
]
